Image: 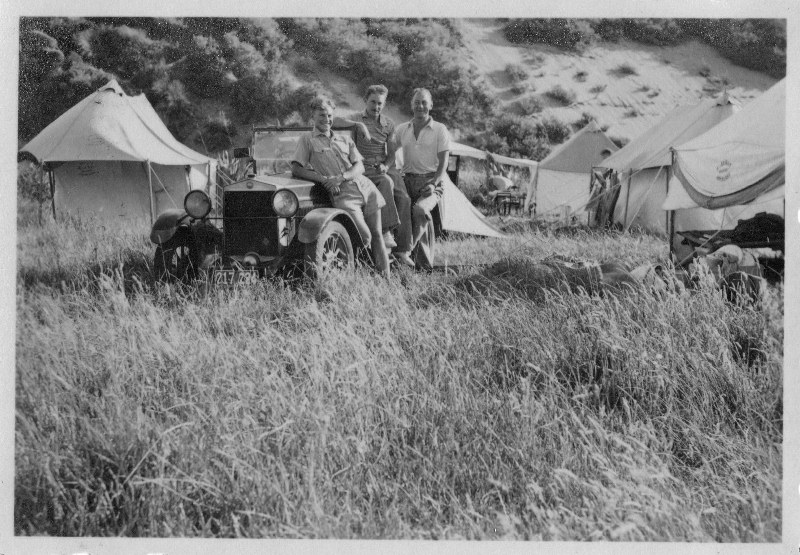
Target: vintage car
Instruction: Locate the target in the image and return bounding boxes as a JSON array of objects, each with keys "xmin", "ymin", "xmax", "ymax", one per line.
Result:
[{"xmin": 149, "ymin": 125, "xmax": 443, "ymax": 284}]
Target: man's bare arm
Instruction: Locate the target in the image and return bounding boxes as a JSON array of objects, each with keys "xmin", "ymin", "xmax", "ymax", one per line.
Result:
[
  {"xmin": 332, "ymin": 117, "xmax": 372, "ymax": 142},
  {"xmin": 434, "ymin": 150, "xmax": 450, "ymax": 185},
  {"xmin": 291, "ymin": 162, "xmax": 326, "ymax": 184}
]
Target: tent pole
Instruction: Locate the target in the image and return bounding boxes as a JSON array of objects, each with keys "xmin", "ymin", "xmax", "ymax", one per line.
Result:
[
  {"xmin": 621, "ymin": 171, "xmax": 632, "ymax": 231},
  {"xmin": 147, "ymin": 160, "xmax": 155, "ymax": 225},
  {"xmin": 666, "ymin": 166, "xmax": 675, "ymax": 262},
  {"xmin": 48, "ymin": 168, "xmax": 56, "ymax": 220}
]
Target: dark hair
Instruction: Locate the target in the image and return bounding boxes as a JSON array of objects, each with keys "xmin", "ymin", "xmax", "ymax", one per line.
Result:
[
  {"xmin": 308, "ymin": 96, "xmax": 336, "ymax": 113},
  {"xmin": 364, "ymin": 84, "xmax": 389, "ymax": 100}
]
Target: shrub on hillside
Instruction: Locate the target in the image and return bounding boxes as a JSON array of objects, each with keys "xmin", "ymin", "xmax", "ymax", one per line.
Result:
[
  {"xmin": 545, "ymin": 84, "xmax": 576, "ymax": 105},
  {"xmin": 539, "ymin": 115, "xmax": 571, "ymax": 144},
  {"xmin": 611, "ymin": 63, "xmax": 638, "ymax": 77},
  {"xmin": 621, "ymin": 19, "xmax": 686, "ymax": 46},
  {"xmin": 150, "ymin": 79, "xmax": 198, "ymax": 142},
  {"xmin": 81, "ymin": 25, "xmax": 170, "ymax": 89},
  {"xmin": 200, "ymin": 114, "xmax": 236, "ymax": 154},
  {"xmin": 365, "ymin": 18, "xmax": 460, "ymax": 59},
  {"xmin": 480, "ymin": 114, "xmax": 559, "ymax": 161},
  {"xmin": 180, "ymin": 35, "xmax": 231, "ymax": 98},
  {"xmin": 677, "ymin": 18, "xmax": 786, "ymax": 79},
  {"xmin": 503, "ymin": 19, "xmax": 595, "ymax": 50},
  {"xmin": 505, "ymin": 63, "xmax": 529, "ymax": 83},
  {"xmin": 517, "ymin": 96, "xmax": 543, "ymax": 116},
  {"xmin": 400, "ymin": 43, "xmax": 496, "ymax": 130}
]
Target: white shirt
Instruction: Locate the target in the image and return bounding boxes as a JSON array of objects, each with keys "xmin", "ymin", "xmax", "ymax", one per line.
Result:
[{"xmin": 395, "ymin": 118, "xmax": 451, "ymax": 174}]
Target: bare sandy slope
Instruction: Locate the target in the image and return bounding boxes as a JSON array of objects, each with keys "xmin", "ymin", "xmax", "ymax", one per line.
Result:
[{"xmin": 456, "ymin": 19, "xmax": 777, "ymax": 141}]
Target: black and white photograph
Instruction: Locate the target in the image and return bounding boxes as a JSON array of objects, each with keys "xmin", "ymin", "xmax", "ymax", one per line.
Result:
[{"xmin": 3, "ymin": 1, "xmax": 798, "ymax": 553}]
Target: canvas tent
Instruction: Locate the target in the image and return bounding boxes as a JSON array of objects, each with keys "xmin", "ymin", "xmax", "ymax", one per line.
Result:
[
  {"xmin": 524, "ymin": 121, "xmax": 618, "ymax": 220},
  {"xmin": 591, "ymin": 94, "xmax": 738, "ymax": 238},
  {"xmin": 663, "ymin": 80, "xmax": 785, "ymax": 258},
  {"xmin": 665, "ymin": 80, "xmax": 784, "ymax": 212},
  {"xmin": 19, "ymin": 79, "xmax": 216, "ymax": 227}
]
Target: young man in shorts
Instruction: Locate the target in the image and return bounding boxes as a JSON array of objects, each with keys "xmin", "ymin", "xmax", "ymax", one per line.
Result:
[{"xmin": 291, "ymin": 96, "xmax": 390, "ymax": 276}]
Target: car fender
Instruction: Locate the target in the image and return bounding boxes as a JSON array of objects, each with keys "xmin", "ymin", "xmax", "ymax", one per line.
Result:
[
  {"xmin": 298, "ymin": 207, "xmax": 365, "ymax": 246},
  {"xmin": 150, "ymin": 209, "xmax": 189, "ymax": 245}
]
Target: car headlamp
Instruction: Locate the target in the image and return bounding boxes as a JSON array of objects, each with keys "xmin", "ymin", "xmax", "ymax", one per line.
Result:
[
  {"xmin": 184, "ymin": 190, "xmax": 212, "ymax": 219},
  {"xmin": 272, "ymin": 189, "xmax": 299, "ymax": 218}
]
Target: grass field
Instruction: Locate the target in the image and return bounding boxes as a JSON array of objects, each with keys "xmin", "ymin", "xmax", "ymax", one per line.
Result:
[{"xmin": 14, "ymin": 200, "xmax": 783, "ymax": 540}]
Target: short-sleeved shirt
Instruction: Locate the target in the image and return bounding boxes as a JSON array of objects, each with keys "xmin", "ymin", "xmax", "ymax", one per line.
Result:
[
  {"xmin": 292, "ymin": 129, "xmax": 363, "ymax": 177},
  {"xmin": 350, "ymin": 111, "xmax": 397, "ymax": 164},
  {"xmin": 292, "ymin": 129, "xmax": 384, "ymax": 215},
  {"xmin": 395, "ymin": 118, "xmax": 451, "ymax": 174}
]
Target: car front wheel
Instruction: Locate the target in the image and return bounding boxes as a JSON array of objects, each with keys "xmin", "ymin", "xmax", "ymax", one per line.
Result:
[
  {"xmin": 154, "ymin": 232, "xmax": 196, "ymax": 282},
  {"xmin": 304, "ymin": 220, "xmax": 354, "ymax": 278}
]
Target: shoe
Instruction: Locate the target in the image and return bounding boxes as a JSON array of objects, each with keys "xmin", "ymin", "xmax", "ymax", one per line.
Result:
[
  {"xmin": 394, "ymin": 252, "xmax": 415, "ymax": 267},
  {"xmin": 383, "ymin": 231, "xmax": 397, "ymax": 249}
]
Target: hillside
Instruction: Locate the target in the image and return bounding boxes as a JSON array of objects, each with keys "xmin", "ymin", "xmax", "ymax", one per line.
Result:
[
  {"xmin": 455, "ymin": 19, "xmax": 777, "ymax": 142},
  {"xmin": 18, "ymin": 17, "xmax": 783, "ymax": 159}
]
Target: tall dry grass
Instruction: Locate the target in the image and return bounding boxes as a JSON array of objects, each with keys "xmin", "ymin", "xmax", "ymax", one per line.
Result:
[{"xmin": 15, "ymin": 201, "xmax": 782, "ymax": 540}]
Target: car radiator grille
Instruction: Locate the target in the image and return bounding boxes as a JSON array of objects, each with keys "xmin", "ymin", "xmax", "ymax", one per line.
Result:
[{"xmin": 223, "ymin": 191, "xmax": 279, "ymax": 256}]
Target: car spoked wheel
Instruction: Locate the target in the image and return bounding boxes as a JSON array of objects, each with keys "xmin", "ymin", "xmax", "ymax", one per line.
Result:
[
  {"xmin": 304, "ymin": 221, "xmax": 354, "ymax": 279},
  {"xmin": 154, "ymin": 233, "xmax": 197, "ymax": 283}
]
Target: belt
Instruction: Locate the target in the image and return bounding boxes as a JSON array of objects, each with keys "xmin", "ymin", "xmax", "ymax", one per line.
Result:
[{"xmin": 404, "ymin": 172, "xmax": 437, "ymax": 178}]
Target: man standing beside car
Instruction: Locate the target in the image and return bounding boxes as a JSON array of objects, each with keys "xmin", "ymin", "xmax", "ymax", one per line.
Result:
[
  {"xmin": 335, "ymin": 85, "xmax": 414, "ymax": 268},
  {"xmin": 393, "ymin": 87, "xmax": 451, "ymax": 271},
  {"xmin": 291, "ymin": 96, "xmax": 390, "ymax": 276}
]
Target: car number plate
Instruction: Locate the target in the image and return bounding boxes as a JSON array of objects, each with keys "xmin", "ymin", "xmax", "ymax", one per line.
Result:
[{"xmin": 211, "ymin": 269, "xmax": 260, "ymax": 286}]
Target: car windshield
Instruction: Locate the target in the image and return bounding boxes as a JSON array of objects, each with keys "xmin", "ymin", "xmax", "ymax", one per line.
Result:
[{"xmin": 251, "ymin": 127, "xmax": 353, "ymax": 176}]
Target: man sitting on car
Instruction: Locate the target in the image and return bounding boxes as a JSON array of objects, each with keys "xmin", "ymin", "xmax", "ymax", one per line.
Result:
[
  {"xmin": 335, "ymin": 85, "xmax": 414, "ymax": 268},
  {"xmin": 393, "ymin": 87, "xmax": 452, "ymax": 271},
  {"xmin": 291, "ymin": 96, "xmax": 390, "ymax": 276}
]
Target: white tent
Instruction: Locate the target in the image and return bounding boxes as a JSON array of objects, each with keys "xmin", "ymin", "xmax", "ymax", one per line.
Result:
[
  {"xmin": 20, "ymin": 79, "xmax": 216, "ymax": 227},
  {"xmin": 440, "ymin": 178, "xmax": 504, "ymax": 238},
  {"xmin": 594, "ymin": 94, "xmax": 738, "ymax": 237},
  {"xmin": 661, "ymin": 81, "xmax": 785, "ymax": 261},
  {"xmin": 525, "ymin": 121, "xmax": 618, "ymax": 221},
  {"xmin": 665, "ymin": 79, "xmax": 784, "ymax": 213}
]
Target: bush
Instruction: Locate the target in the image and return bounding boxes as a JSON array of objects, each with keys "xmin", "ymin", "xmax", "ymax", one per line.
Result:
[
  {"xmin": 611, "ymin": 63, "xmax": 638, "ymax": 77},
  {"xmin": 678, "ymin": 18, "xmax": 786, "ymax": 79},
  {"xmin": 621, "ymin": 19, "xmax": 686, "ymax": 46},
  {"xmin": 180, "ymin": 35, "xmax": 231, "ymax": 98},
  {"xmin": 505, "ymin": 63, "xmax": 529, "ymax": 83},
  {"xmin": 588, "ymin": 19, "xmax": 626, "ymax": 42},
  {"xmin": 82, "ymin": 25, "xmax": 169, "ymax": 88},
  {"xmin": 503, "ymin": 19, "xmax": 595, "ymax": 50},
  {"xmin": 400, "ymin": 43, "xmax": 496, "ymax": 130},
  {"xmin": 480, "ymin": 114, "xmax": 565, "ymax": 161},
  {"xmin": 545, "ymin": 85, "xmax": 576, "ymax": 105},
  {"xmin": 510, "ymin": 83, "xmax": 530, "ymax": 95},
  {"xmin": 573, "ymin": 70, "xmax": 588, "ymax": 82},
  {"xmin": 517, "ymin": 96, "xmax": 543, "ymax": 115},
  {"xmin": 572, "ymin": 111, "xmax": 596, "ymax": 130},
  {"xmin": 199, "ymin": 114, "xmax": 236, "ymax": 154},
  {"xmin": 231, "ymin": 75, "xmax": 290, "ymax": 124},
  {"xmin": 589, "ymin": 84, "xmax": 607, "ymax": 95},
  {"xmin": 539, "ymin": 115, "xmax": 571, "ymax": 144},
  {"xmin": 150, "ymin": 79, "xmax": 197, "ymax": 142}
]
